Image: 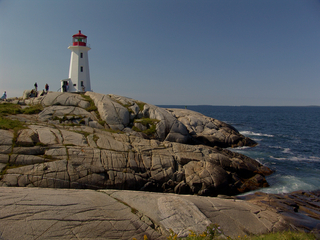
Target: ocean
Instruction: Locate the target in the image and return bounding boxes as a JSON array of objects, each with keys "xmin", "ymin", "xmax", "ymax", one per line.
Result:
[{"xmin": 159, "ymin": 105, "xmax": 320, "ymax": 195}]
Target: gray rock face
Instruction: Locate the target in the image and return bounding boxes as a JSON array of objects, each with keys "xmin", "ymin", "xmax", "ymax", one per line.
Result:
[
  {"xmin": 0, "ymin": 125, "xmax": 270, "ymax": 196},
  {"xmin": 85, "ymin": 92, "xmax": 130, "ymax": 130},
  {"xmin": 0, "ymin": 187, "xmax": 165, "ymax": 240},
  {"xmin": 242, "ymin": 190, "xmax": 320, "ymax": 234},
  {"xmin": 25, "ymin": 92, "xmax": 90, "ymax": 108},
  {"xmin": 19, "ymin": 92, "xmax": 255, "ymax": 148},
  {"xmin": 38, "ymin": 105, "xmax": 96, "ymax": 122},
  {"xmin": 0, "ymin": 187, "xmax": 294, "ymax": 239},
  {"xmin": 0, "ymin": 129, "xmax": 13, "ymax": 145},
  {"xmin": 166, "ymin": 108, "xmax": 257, "ymax": 147}
]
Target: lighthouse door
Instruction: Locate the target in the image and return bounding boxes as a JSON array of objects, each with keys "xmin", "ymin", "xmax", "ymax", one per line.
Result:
[{"xmin": 62, "ymin": 81, "xmax": 69, "ymax": 92}]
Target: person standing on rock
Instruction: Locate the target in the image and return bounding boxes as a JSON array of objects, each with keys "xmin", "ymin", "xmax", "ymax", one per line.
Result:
[
  {"xmin": 34, "ymin": 82, "xmax": 38, "ymax": 91},
  {"xmin": 45, "ymin": 83, "xmax": 49, "ymax": 93},
  {"xmin": 1, "ymin": 91, "xmax": 7, "ymax": 100}
]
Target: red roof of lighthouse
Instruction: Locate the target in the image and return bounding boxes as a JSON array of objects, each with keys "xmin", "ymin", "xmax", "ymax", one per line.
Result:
[{"xmin": 72, "ymin": 30, "xmax": 87, "ymax": 39}]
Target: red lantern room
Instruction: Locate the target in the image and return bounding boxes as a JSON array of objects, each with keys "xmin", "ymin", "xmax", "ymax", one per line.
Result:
[{"xmin": 72, "ymin": 30, "xmax": 87, "ymax": 46}]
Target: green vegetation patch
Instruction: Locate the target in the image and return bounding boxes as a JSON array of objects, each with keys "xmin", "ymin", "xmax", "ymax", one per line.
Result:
[
  {"xmin": 133, "ymin": 118, "xmax": 159, "ymax": 136},
  {"xmin": 74, "ymin": 130, "xmax": 91, "ymax": 138},
  {"xmin": 135, "ymin": 101, "xmax": 145, "ymax": 111},
  {"xmin": 0, "ymin": 117, "xmax": 25, "ymax": 130},
  {"xmin": 81, "ymin": 94, "xmax": 97, "ymax": 112},
  {"xmin": 22, "ymin": 104, "xmax": 43, "ymax": 114},
  {"xmin": 0, "ymin": 103, "xmax": 43, "ymax": 116},
  {"xmin": 134, "ymin": 118, "xmax": 159, "ymax": 126},
  {"xmin": 0, "ymin": 103, "xmax": 22, "ymax": 116},
  {"xmin": 0, "ymin": 103, "xmax": 43, "ymax": 130}
]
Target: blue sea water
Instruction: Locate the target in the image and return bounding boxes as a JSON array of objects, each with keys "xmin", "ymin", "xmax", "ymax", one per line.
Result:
[{"xmin": 159, "ymin": 105, "xmax": 320, "ymax": 194}]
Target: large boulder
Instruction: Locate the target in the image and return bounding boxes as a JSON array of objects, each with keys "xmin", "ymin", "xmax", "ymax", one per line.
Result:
[
  {"xmin": 38, "ymin": 105, "xmax": 97, "ymax": 122},
  {"xmin": 85, "ymin": 92, "xmax": 130, "ymax": 130},
  {"xmin": 106, "ymin": 94, "xmax": 192, "ymax": 144},
  {"xmin": 166, "ymin": 108, "xmax": 257, "ymax": 147},
  {"xmin": 25, "ymin": 92, "xmax": 90, "ymax": 108}
]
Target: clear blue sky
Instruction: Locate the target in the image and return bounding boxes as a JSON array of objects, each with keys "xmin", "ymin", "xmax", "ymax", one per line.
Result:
[{"xmin": 1, "ymin": 0, "xmax": 320, "ymax": 106}]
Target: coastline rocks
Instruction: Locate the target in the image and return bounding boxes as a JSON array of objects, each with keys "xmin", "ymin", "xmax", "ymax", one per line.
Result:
[
  {"xmin": 166, "ymin": 108, "xmax": 257, "ymax": 147},
  {"xmin": 106, "ymin": 94, "xmax": 191, "ymax": 143},
  {"xmin": 0, "ymin": 125, "xmax": 270, "ymax": 196},
  {"xmin": 15, "ymin": 92, "xmax": 256, "ymax": 148},
  {"xmin": 0, "ymin": 187, "xmax": 294, "ymax": 239},
  {"xmin": 241, "ymin": 190, "xmax": 320, "ymax": 233},
  {"xmin": 0, "ymin": 91, "xmax": 270, "ymax": 196}
]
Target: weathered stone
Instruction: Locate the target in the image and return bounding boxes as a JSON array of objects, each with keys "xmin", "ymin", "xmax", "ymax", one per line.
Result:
[
  {"xmin": 28, "ymin": 125, "xmax": 62, "ymax": 145},
  {"xmin": 95, "ymin": 132, "xmax": 130, "ymax": 151},
  {"xmin": 39, "ymin": 105, "xmax": 95, "ymax": 121},
  {"xmin": 242, "ymin": 190, "xmax": 320, "ymax": 233},
  {"xmin": 0, "ymin": 163, "xmax": 6, "ymax": 172},
  {"xmin": 0, "ymin": 187, "xmax": 164, "ymax": 240},
  {"xmin": 166, "ymin": 108, "xmax": 257, "ymax": 147},
  {"xmin": 25, "ymin": 92, "xmax": 90, "ymax": 108},
  {"xmin": 85, "ymin": 92, "xmax": 130, "ymax": 130},
  {"xmin": 16, "ymin": 128, "xmax": 39, "ymax": 146},
  {"xmin": 0, "ymin": 129, "xmax": 13, "ymax": 145},
  {"xmin": 105, "ymin": 190, "xmax": 294, "ymax": 238},
  {"xmin": 12, "ymin": 146, "xmax": 46, "ymax": 155},
  {"xmin": 60, "ymin": 129, "xmax": 88, "ymax": 146},
  {"xmin": 0, "ymin": 145, "xmax": 12, "ymax": 154},
  {"xmin": 10, "ymin": 154, "xmax": 46, "ymax": 165},
  {"xmin": 0, "ymin": 154, "xmax": 9, "ymax": 164}
]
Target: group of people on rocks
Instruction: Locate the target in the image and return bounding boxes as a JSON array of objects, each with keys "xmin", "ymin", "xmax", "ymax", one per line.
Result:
[
  {"xmin": 30, "ymin": 82, "xmax": 50, "ymax": 97},
  {"xmin": 1, "ymin": 82, "xmax": 50, "ymax": 101},
  {"xmin": 34, "ymin": 82, "xmax": 49, "ymax": 93}
]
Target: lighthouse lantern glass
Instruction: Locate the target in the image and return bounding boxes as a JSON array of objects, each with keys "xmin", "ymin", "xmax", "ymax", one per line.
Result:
[{"xmin": 72, "ymin": 36, "xmax": 87, "ymax": 46}]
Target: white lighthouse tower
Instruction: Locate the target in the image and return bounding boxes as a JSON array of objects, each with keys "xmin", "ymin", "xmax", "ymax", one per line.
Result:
[{"xmin": 61, "ymin": 30, "xmax": 91, "ymax": 92}]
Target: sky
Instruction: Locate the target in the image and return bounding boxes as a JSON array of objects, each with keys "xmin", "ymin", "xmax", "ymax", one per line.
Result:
[{"xmin": 1, "ymin": 0, "xmax": 320, "ymax": 106}]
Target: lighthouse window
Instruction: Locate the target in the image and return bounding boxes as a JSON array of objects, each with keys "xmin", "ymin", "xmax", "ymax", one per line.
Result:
[
  {"xmin": 81, "ymin": 81, "xmax": 84, "ymax": 87},
  {"xmin": 80, "ymin": 66, "xmax": 83, "ymax": 72},
  {"xmin": 80, "ymin": 53, "xmax": 83, "ymax": 58}
]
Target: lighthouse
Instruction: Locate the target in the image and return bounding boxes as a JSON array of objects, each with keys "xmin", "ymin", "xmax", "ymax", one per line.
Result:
[{"xmin": 61, "ymin": 30, "xmax": 91, "ymax": 92}]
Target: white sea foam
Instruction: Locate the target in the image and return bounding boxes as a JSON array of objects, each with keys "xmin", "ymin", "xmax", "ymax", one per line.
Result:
[
  {"xmin": 269, "ymin": 145, "xmax": 282, "ymax": 149},
  {"xmin": 233, "ymin": 146, "xmax": 250, "ymax": 150},
  {"xmin": 282, "ymin": 148, "xmax": 291, "ymax": 154},
  {"xmin": 240, "ymin": 175, "xmax": 318, "ymax": 195},
  {"xmin": 264, "ymin": 175, "xmax": 317, "ymax": 194},
  {"xmin": 270, "ymin": 156, "xmax": 287, "ymax": 161},
  {"xmin": 270, "ymin": 155, "xmax": 320, "ymax": 162},
  {"xmin": 240, "ymin": 131, "xmax": 274, "ymax": 137},
  {"xmin": 289, "ymin": 156, "xmax": 320, "ymax": 162}
]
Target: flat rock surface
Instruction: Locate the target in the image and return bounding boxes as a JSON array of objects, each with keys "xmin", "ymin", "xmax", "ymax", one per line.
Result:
[
  {"xmin": 241, "ymin": 190, "xmax": 320, "ymax": 232},
  {"xmin": 0, "ymin": 187, "xmax": 292, "ymax": 239},
  {"xmin": 0, "ymin": 187, "xmax": 163, "ymax": 240}
]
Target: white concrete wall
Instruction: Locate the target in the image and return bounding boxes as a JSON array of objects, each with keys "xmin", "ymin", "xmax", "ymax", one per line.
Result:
[{"xmin": 67, "ymin": 45, "xmax": 91, "ymax": 92}]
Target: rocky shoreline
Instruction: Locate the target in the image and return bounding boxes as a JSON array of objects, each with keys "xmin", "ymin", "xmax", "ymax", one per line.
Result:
[
  {"xmin": 0, "ymin": 92, "xmax": 270, "ymax": 196},
  {"xmin": 0, "ymin": 187, "xmax": 319, "ymax": 239},
  {"xmin": 0, "ymin": 91, "xmax": 319, "ymax": 239}
]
